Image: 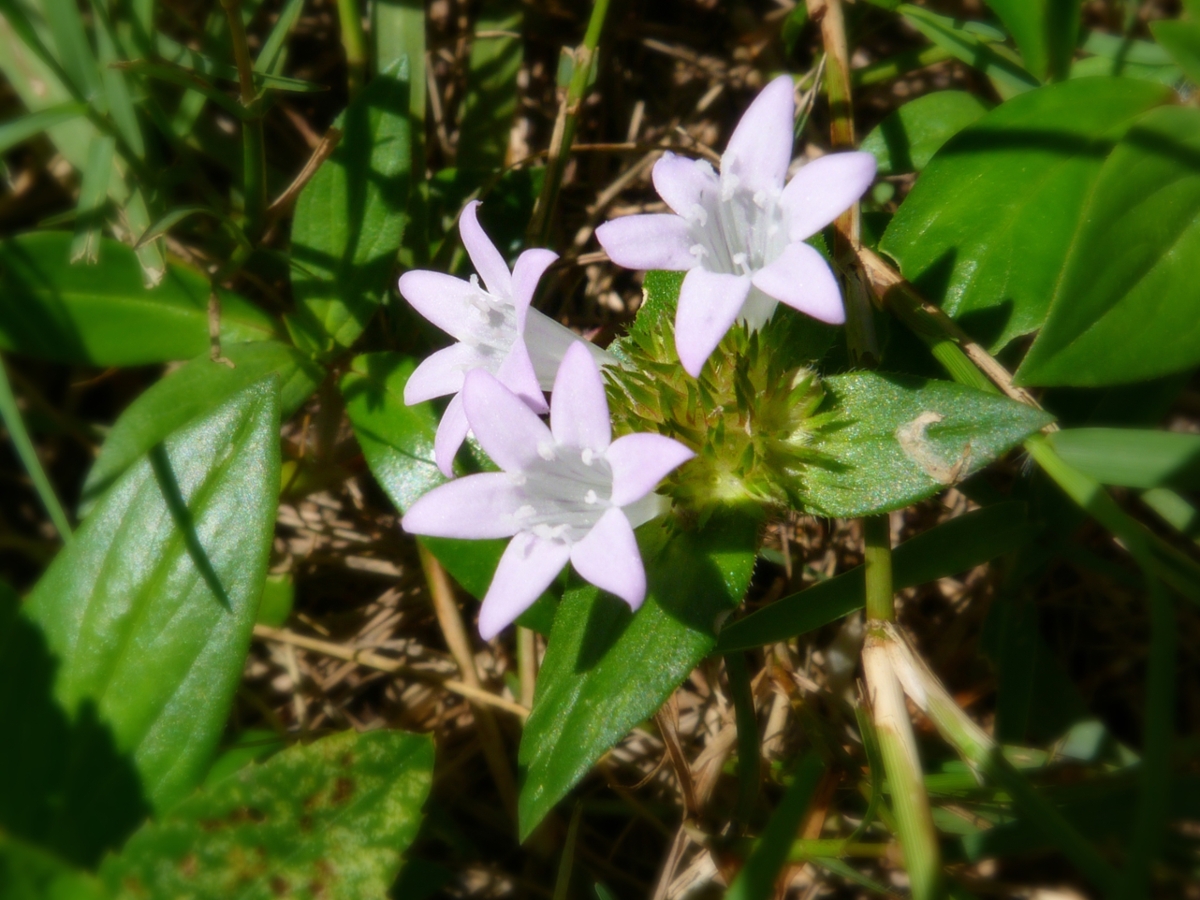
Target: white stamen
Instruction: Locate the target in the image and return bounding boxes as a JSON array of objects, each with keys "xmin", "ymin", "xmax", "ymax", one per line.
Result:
[
  {"xmin": 537, "ymin": 441, "xmax": 557, "ymax": 461},
  {"xmin": 732, "ymin": 252, "xmax": 749, "ymax": 275},
  {"xmin": 689, "ymin": 205, "xmax": 708, "ymax": 227},
  {"xmin": 514, "ymin": 505, "xmax": 536, "ymax": 519},
  {"xmin": 584, "ymin": 490, "xmax": 598, "ymax": 505},
  {"xmin": 753, "ymin": 190, "xmax": 768, "ymax": 209},
  {"xmin": 581, "ymin": 448, "xmax": 595, "ymax": 466},
  {"xmin": 507, "ymin": 472, "xmax": 527, "ymax": 486},
  {"xmin": 689, "ymin": 243, "xmax": 708, "ymax": 259},
  {"xmin": 532, "ymin": 523, "xmax": 569, "ymax": 540}
]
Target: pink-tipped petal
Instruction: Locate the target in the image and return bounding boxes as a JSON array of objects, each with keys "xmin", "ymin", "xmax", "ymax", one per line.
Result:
[
  {"xmin": 607, "ymin": 433, "xmax": 695, "ymax": 507},
  {"xmin": 398, "ymin": 270, "xmax": 481, "ymax": 340},
  {"xmin": 570, "ymin": 506, "xmax": 646, "ymax": 610},
  {"xmin": 459, "ymin": 201, "xmax": 513, "ymax": 297},
  {"xmin": 595, "ymin": 214, "xmax": 697, "ymax": 272},
  {"xmin": 751, "ymin": 242, "xmax": 845, "ymax": 325},
  {"xmin": 404, "ymin": 342, "xmax": 481, "ymax": 404},
  {"xmin": 510, "ymin": 249, "xmax": 558, "ymax": 327},
  {"xmin": 496, "ymin": 339, "xmax": 549, "ymax": 414},
  {"xmin": 674, "ymin": 268, "xmax": 752, "ymax": 377},
  {"xmin": 434, "ymin": 392, "xmax": 470, "ymax": 477},
  {"xmin": 782, "ymin": 152, "xmax": 877, "ymax": 242},
  {"xmin": 461, "ymin": 369, "xmax": 553, "ymax": 472},
  {"xmin": 652, "ymin": 152, "xmax": 718, "ymax": 216},
  {"xmin": 722, "ymin": 75, "xmax": 796, "ymax": 195},
  {"xmin": 401, "ymin": 472, "xmax": 524, "ymax": 539},
  {"xmin": 550, "ymin": 342, "xmax": 611, "ymax": 453},
  {"xmin": 478, "ymin": 533, "xmax": 570, "ymax": 640}
]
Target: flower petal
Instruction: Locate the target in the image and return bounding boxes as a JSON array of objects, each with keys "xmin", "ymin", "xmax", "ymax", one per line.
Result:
[
  {"xmin": 404, "ymin": 342, "xmax": 481, "ymax": 404},
  {"xmin": 478, "ymin": 533, "xmax": 570, "ymax": 640},
  {"xmin": 550, "ymin": 342, "xmax": 611, "ymax": 453},
  {"xmin": 398, "ymin": 270, "xmax": 480, "ymax": 340},
  {"xmin": 652, "ymin": 152, "xmax": 718, "ymax": 216},
  {"xmin": 607, "ymin": 433, "xmax": 695, "ymax": 508},
  {"xmin": 434, "ymin": 392, "xmax": 470, "ymax": 477},
  {"xmin": 495, "ymin": 338, "xmax": 549, "ymax": 414},
  {"xmin": 525, "ymin": 310, "xmax": 614, "ymax": 390},
  {"xmin": 721, "ymin": 75, "xmax": 795, "ymax": 196},
  {"xmin": 510, "ymin": 248, "xmax": 558, "ymax": 327},
  {"xmin": 623, "ymin": 492, "xmax": 669, "ymax": 530},
  {"xmin": 570, "ymin": 506, "xmax": 646, "ymax": 610},
  {"xmin": 461, "ymin": 369, "xmax": 553, "ymax": 472},
  {"xmin": 401, "ymin": 472, "xmax": 524, "ymax": 539},
  {"xmin": 595, "ymin": 214, "xmax": 697, "ymax": 271},
  {"xmin": 460, "ymin": 200, "xmax": 513, "ymax": 297},
  {"xmin": 674, "ymin": 268, "xmax": 752, "ymax": 377},
  {"xmin": 751, "ymin": 241, "xmax": 845, "ymax": 325},
  {"xmin": 782, "ymin": 151, "xmax": 877, "ymax": 242}
]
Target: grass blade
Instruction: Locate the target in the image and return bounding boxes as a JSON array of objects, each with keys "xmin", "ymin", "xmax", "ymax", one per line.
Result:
[{"xmin": 0, "ymin": 358, "xmax": 71, "ymax": 541}]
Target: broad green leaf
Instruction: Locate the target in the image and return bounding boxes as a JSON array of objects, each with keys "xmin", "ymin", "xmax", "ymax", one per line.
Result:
[
  {"xmin": 726, "ymin": 754, "xmax": 824, "ymax": 900},
  {"xmin": 518, "ymin": 512, "xmax": 759, "ymax": 839},
  {"xmin": 204, "ymin": 729, "xmax": 286, "ymax": 788},
  {"xmin": 101, "ymin": 729, "xmax": 434, "ymax": 900},
  {"xmin": 1150, "ymin": 20, "xmax": 1200, "ymax": 84},
  {"xmin": 899, "ymin": 4, "xmax": 1040, "ymax": 98},
  {"xmin": 880, "ymin": 78, "xmax": 1173, "ymax": 351},
  {"xmin": 457, "ymin": 0, "xmax": 523, "ymax": 173},
  {"xmin": 340, "ymin": 352, "xmax": 556, "ymax": 633},
  {"xmin": 0, "ymin": 233, "xmax": 276, "ymax": 365},
  {"xmin": 80, "ymin": 341, "xmax": 323, "ymax": 512},
  {"xmin": 802, "ymin": 373, "xmax": 1053, "ymax": 517},
  {"xmin": 0, "ymin": 102, "xmax": 86, "ymax": 154},
  {"xmin": 0, "ymin": 835, "xmax": 110, "ymax": 900},
  {"xmin": 287, "ymin": 62, "xmax": 412, "ymax": 354},
  {"xmin": 1069, "ymin": 54, "xmax": 1183, "ymax": 85},
  {"xmin": 1047, "ymin": 428, "xmax": 1200, "ymax": 490},
  {"xmin": 983, "ymin": 0, "xmax": 1080, "ymax": 82},
  {"xmin": 861, "ymin": 91, "xmax": 990, "ymax": 175},
  {"xmin": 717, "ymin": 503, "xmax": 1032, "ymax": 652},
  {"xmin": 1016, "ymin": 106, "xmax": 1200, "ymax": 385},
  {"xmin": 0, "ymin": 381, "xmax": 281, "ymax": 865}
]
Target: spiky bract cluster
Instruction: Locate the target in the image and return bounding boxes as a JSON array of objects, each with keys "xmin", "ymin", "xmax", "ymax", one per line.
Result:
[{"xmin": 605, "ymin": 299, "xmax": 832, "ymax": 520}]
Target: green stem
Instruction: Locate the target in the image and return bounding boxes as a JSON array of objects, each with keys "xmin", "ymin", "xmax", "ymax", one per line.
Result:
[
  {"xmin": 527, "ymin": 0, "xmax": 611, "ymax": 245},
  {"xmin": 788, "ymin": 839, "xmax": 889, "ymax": 860},
  {"xmin": 724, "ymin": 651, "xmax": 760, "ymax": 830},
  {"xmin": 863, "ymin": 515, "xmax": 894, "ymax": 622},
  {"xmin": 336, "ymin": 0, "xmax": 368, "ymax": 98},
  {"xmin": 220, "ymin": 0, "xmax": 267, "ymax": 239},
  {"xmin": 0, "ymin": 357, "xmax": 71, "ymax": 541}
]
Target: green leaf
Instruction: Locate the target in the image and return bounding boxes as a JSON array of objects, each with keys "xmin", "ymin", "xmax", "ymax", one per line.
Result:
[
  {"xmin": 517, "ymin": 512, "xmax": 759, "ymax": 839},
  {"xmin": 340, "ymin": 353, "xmax": 557, "ymax": 632},
  {"xmin": 254, "ymin": 0, "xmax": 306, "ymax": 75},
  {"xmin": 880, "ymin": 78, "xmax": 1173, "ymax": 351},
  {"xmin": 80, "ymin": 341, "xmax": 322, "ymax": 513},
  {"xmin": 861, "ymin": 91, "xmax": 990, "ymax": 175},
  {"xmin": 0, "ymin": 102, "xmax": 86, "ymax": 154},
  {"xmin": 287, "ymin": 62, "xmax": 413, "ymax": 354},
  {"xmin": 803, "ymin": 373, "xmax": 1053, "ymax": 518},
  {"xmin": 101, "ymin": 729, "xmax": 434, "ymax": 900},
  {"xmin": 70, "ymin": 133, "xmax": 116, "ymax": 265},
  {"xmin": 0, "ymin": 232, "xmax": 276, "ymax": 365},
  {"xmin": 983, "ymin": 0, "xmax": 1080, "ymax": 82},
  {"xmin": 1016, "ymin": 106, "xmax": 1200, "ymax": 386},
  {"xmin": 1047, "ymin": 428, "xmax": 1200, "ymax": 490},
  {"xmin": 1150, "ymin": 20, "xmax": 1200, "ymax": 84},
  {"xmin": 717, "ymin": 502, "xmax": 1032, "ymax": 652},
  {"xmin": 457, "ymin": 0, "xmax": 523, "ymax": 173},
  {"xmin": 899, "ymin": 4, "xmax": 1040, "ymax": 99},
  {"xmin": 0, "ymin": 381, "xmax": 281, "ymax": 864},
  {"xmin": 0, "ymin": 835, "xmax": 110, "ymax": 900}
]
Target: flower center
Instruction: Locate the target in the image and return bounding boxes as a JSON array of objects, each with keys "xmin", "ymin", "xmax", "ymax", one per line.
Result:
[
  {"xmin": 459, "ymin": 276, "xmax": 518, "ymax": 368},
  {"xmin": 513, "ymin": 448, "xmax": 614, "ymax": 543}
]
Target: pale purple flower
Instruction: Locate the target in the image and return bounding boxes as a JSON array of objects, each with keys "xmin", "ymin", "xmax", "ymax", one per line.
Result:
[
  {"xmin": 399, "ymin": 200, "xmax": 612, "ymax": 476},
  {"xmin": 401, "ymin": 342, "xmax": 694, "ymax": 640},
  {"xmin": 595, "ymin": 75, "xmax": 877, "ymax": 377}
]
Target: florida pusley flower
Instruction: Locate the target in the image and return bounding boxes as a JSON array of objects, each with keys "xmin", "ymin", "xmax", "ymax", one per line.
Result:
[
  {"xmin": 399, "ymin": 200, "xmax": 612, "ymax": 476},
  {"xmin": 596, "ymin": 75, "xmax": 877, "ymax": 377},
  {"xmin": 401, "ymin": 342, "xmax": 694, "ymax": 640}
]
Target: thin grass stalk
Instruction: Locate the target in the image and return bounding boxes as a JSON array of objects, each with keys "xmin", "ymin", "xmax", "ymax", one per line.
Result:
[
  {"xmin": 335, "ymin": 0, "xmax": 368, "ymax": 98},
  {"xmin": 724, "ymin": 651, "xmax": 760, "ymax": 830},
  {"xmin": 0, "ymin": 357, "xmax": 71, "ymax": 541},
  {"xmin": 1116, "ymin": 573, "xmax": 1175, "ymax": 900},
  {"xmin": 220, "ymin": 0, "xmax": 267, "ymax": 239},
  {"xmin": 551, "ymin": 803, "xmax": 583, "ymax": 900},
  {"xmin": 527, "ymin": 0, "xmax": 612, "ymax": 245}
]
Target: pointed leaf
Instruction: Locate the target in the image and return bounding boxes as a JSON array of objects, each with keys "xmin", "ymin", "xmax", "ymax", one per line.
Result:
[
  {"xmin": 983, "ymin": 0, "xmax": 1080, "ymax": 82},
  {"xmin": 861, "ymin": 91, "xmax": 990, "ymax": 175},
  {"xmin": 900, "ymin": 4, "xmax": 1039, "ymax": 99},
  {"xmin": 1017, "ymin": 106, "xmax": 1200, "ymax": 385},
  {"xmin": 100, "ymin": 730, "xmax": 433, "ymax": 900},
  {"xmin": 802, "ymin": 372, "xmax": 1054, "ymax": 518},
  {"xmin": 881, "ymin": 78, "xmax": 1173, "ymax": 351},
  {"xmin": 517, "ymin": 512, "xmax": 759, "ymax": 839},
  {"xmin": 1150, "ymin": 20, "xmax": 1200, "ymax": 85},
  {"xmin": 0, "ymin": 233, "xmax": 276, "ymax": 365},
  {"xmin": 1047, "ymin": 428, "xmax": 1200, "ymax": 490}
]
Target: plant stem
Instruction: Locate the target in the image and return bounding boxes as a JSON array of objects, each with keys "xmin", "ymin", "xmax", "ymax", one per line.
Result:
[
  {"xmin": 724, "ymin": 651, "xmax": 760, "ymax": 830},
  {"xmin": 527, "ymin": 0, "xmax": 611, "ymax": 246},
  {"xmin": 336, "ymin": 0, "xmax": 368, "ymax": 98},
  {"xmin": 220, "ymin": 0, "xmax": 267, "ymax": 240},
  {"xmin": 863, "ymin": 515, "xmax": 894, "ymax": 622},
  {"xmin": 0, "ymin": 357, "xmax": 71, "ymax": 541}
]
